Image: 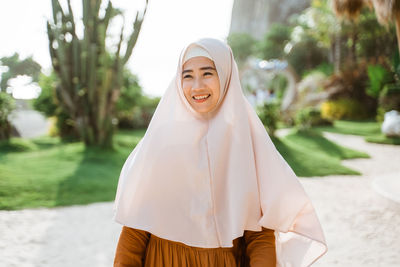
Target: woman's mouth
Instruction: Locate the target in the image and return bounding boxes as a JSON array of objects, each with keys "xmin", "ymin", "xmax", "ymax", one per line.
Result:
[{"xmin": 192, "ymin": 94, "xmax": 210, "ymax": 103}]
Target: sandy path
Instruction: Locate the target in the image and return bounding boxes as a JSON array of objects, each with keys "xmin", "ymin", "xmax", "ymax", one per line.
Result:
[{"xmin": 0, "ymin": 132, "xmax": 399, "ymax": 267}]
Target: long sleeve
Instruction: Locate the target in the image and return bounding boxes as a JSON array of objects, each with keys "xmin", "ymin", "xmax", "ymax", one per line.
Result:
[
  {"xmin": 114, "ymin": 226, "xmax": 150, "ymax": 267},
  {"xmin": 244, "ymin": 227, "xmax": 276, "ymax": 267}
]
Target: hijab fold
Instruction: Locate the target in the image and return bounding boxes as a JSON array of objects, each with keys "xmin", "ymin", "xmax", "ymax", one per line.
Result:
[{"xmin": 114, "ymin": 38, "xmax": 327, "ymax": 267}]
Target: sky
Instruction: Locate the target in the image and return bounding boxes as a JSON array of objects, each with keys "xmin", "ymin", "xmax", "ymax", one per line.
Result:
[{"xmin": 0, "ymin": 0, "xmax": 234, "ymax": 98}]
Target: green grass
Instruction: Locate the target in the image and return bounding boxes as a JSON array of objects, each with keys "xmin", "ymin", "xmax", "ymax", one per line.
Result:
[
  {"xmin": 0, "ymin": 129, "xmax": 146, "ymax": 210},
  {"xmin": 272, "ymin": 128, "xmax": 369, "ymax": 177},
  {"xmin": 0, "ymin": 127, "xmax": 367, "ymax": 210},
  {"xmin": 313, "ymin": 119, "xmax": 400, "ymax": 145}
]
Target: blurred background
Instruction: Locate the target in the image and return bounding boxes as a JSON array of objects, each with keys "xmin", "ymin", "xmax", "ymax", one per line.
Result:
[{"xmin": 0, "ymin": 0, "xmax": 399, "ymax": 266}]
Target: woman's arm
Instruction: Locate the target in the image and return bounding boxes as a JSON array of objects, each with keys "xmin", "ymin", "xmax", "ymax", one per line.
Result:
[
  {"xmin": 244, "ymin": 227, "xmax": 276, "ymax": 267},
  {"xmin": 114, "ymin": 226, "xmax": 150, "ymax": 267}
]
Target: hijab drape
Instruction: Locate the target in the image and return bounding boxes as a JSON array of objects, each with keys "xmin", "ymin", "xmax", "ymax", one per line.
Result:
[{"xmin": 114, "ymin": 38, "xmax": 327, "ymax": 267}]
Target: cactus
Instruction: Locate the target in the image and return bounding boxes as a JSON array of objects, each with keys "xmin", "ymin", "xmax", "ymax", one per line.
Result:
[{"xmin": 47, "ymin": 0, "xmax": 148, "ymax": 147}]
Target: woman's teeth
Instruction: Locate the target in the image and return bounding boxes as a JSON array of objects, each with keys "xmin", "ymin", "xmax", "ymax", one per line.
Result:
[{"xmin": 193, "ymin": 94, "xmax": 210, "ymax": 100}]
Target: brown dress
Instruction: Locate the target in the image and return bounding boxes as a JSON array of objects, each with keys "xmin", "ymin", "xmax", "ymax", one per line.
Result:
[{"xmin": 114, "ymin": 226, "xmax": 276, "ymax": 267}]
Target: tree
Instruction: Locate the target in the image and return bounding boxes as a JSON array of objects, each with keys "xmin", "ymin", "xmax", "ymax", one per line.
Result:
[
  {"xmin": 332, "ymin": 0, "xmax": 400, "ymax": 56},
  {"xmin": 47, "ymin": 0, "xmax": 148, "ymax": 148},
  {"xmin": 0, "ymin": 53, "xmax": 41, "ymax": 92}
]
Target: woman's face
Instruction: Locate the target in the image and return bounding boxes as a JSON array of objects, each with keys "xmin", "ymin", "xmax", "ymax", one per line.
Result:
[{"xmin": 182, "ymin": 56, "xmax": 220, "ymax": 114}]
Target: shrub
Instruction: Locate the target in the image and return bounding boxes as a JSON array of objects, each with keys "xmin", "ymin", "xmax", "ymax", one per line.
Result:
[
  {"xmin": 287, "ymin": 35, "xmax": 329, "ymax": 77},
  {"xmin": 366, "ymin": 64, "xmax": 391, "ymax": 98},
  {"xmin": 295, "ymin": 107, "xmax": 333, "ymax": 130},
  {"xmin": 117, "ymin": 95, "xmax": 160, "ymax": 129},
  {"xmin": 257, "ymin": 23, "xmax": 292, "ymax": 60},
  {"xmin": 33, "ymin": 73, "xmax": 58, "ymax": 117},
  {"xmin": 0, "ymin": 92, "xmax": 15, "ymax": 140},
  {"xmin": 227, "ymin": 33, "xmax": 256, "ymax": 68},
  {"xmin": 257, "ymin": 102, "xmax": 280, "ymax": 137},
  {"xmin": 376, "ymin": 84, "xmax": 400, "ymax": 122},
  {"xmin": 321, "ymin": 98, "xmax": 369, "ymax": 120},
  {"xmin": 325, "ymin": 61, "xmax": 378, "ymax": 118}
]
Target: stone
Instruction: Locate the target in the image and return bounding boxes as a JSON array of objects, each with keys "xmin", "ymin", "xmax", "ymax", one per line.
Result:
[{"xmin": 381, "ymin": 110, "xmax": 400, "ymax": 137}]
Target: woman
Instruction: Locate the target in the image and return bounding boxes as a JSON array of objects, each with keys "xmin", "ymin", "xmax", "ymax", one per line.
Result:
[{"xmin": 113, "ymin": 38, "xmax": 327, "ymax": 267}]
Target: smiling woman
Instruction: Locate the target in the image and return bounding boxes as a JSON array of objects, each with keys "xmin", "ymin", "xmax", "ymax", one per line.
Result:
[
  {"xmin": 113, "ymin": 38, "xmax": 327, "ymax": 267},
  {"xmin": 182, "ymin": 46, "xmax": 221, "ymax": 114}
]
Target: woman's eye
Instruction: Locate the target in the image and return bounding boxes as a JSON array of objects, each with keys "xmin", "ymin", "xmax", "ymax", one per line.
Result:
[
  {"xmin": 183, "ymin": 74, "xmax": 192, "ymax": 79},
  {"xmin": 204, "ymin": 72, "xmax": 213, "ymax": 76}
]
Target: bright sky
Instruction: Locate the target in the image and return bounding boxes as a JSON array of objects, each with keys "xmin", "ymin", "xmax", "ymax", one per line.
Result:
[{"xmin": 0, "ymin": 0, "xmax": 234, "ymax": 98}]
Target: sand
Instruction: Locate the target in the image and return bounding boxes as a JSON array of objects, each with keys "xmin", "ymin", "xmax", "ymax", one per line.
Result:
[{"xmin": 0, "ymin": 131, "xmax": 399, "ymax": 267}]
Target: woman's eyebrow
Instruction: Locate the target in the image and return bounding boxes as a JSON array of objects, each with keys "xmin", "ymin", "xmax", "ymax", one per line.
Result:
[
  {"xmin": 182, "ymin": 69, "xmax": 193, "ymax": 75},
  {"xmin": 200, "ymin": 66, "xmax": 216, "ymax": 71},
  {"xmin": 182, "ymin": 66, "xmax": 216, "ymax": 75}
]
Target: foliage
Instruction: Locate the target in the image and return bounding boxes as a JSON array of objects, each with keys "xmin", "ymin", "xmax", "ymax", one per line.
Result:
[
  {"xmin": 366, "ymin": 64, "xmax": 391, "ymax": 98},
  {"xmin": 377, "ymin": 83, "xmax": 400, "ymax": 121},
  {"xmin": 257, "ymin": 23, "xmax": 292, "ymax": 60},
  {"xmin": 266, "ymin": 74, "xmax": 288, "ymax": 101},
  {"xmin": 356, "ymin": 10, "xmax": 397, "ymax": 60},
  {"xmin": 0, "ymin": 53, "xmax": 41, "ymax": 92},
  {"xmin": 286, "ymin": 35, "xmax": 329, "ymax": 76},
  {"xmin": 34, "ymin": 69, "xmax": 158, "ymax": 133},
  {"xmin": 302, "ymin": 62, "xmax": 334, "ymax": 78},
  {"xmin": 117, "ymin": 95, "xmax": 160, "ymax": 129},
  {"xmin": 257, "ymin": 102, "xmax": 280, "ymax": 136},
  {"xmin": 112, "ymin": 69, "xmax": 160, "ymax": 129},
  {"xmin": 295, "ymin": 106, "xmax": 332, "ymax": 130},
  {"xmin": 46, "ymin": 0, "xmax": 148, "ymax": 148},
  {"xmin": 33, "ymin": 72, "xmax": 59, "ymax": 117},
  {"xmin": 0, "ymin": 92, "xmax": 15, "ymax": 140},
  {"xmin": 321, "ymin": 98, "xmax": 369, "ymax": 120},
  {"xmin": 325, "ymin": 61, "xmax": 378, "ymax": 117},
  {"xmin": 227, "ymin": 33, "xmax": 256, "ymax": 68}
]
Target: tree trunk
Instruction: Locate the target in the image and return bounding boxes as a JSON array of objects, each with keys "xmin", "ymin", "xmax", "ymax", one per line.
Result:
[
  {"xmin": 334, "ymin": 32, "xmax": 341, "ymax": 74},
  {"xmin": 395, "ymin": 12, "xmax": 400, "ymax": 59}
]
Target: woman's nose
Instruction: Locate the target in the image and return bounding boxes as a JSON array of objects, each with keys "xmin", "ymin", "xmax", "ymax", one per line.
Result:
[{"xmin": 192, "ymin": 77, "xmax": 205, "ymax": 90}]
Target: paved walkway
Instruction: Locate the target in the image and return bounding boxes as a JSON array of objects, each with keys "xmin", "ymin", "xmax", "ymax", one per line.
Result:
[{"xmin": 0, "ymin": 131, "xmax": 399, "ymax": 267}]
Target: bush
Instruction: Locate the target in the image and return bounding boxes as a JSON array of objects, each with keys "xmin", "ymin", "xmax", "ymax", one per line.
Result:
[
  {"xmin": 117, "ymin": 96, "xmax": 160, "ymax": 129},
  {"xmin": 227, "ymin": 33, "xmax": 256, "ymax": 68},
  {"xmin": 366, "ymin": 64, "xmax": 391, "ymax": 98},
  {"xmin": 287, "ymin": 35, "xmax": 329, "ymax": 77},
  {"xmin": 295, "ymin": 107, "xmax": 333, "ymax": 130},
  {"xmin": 257, "ymin": 102, "xmax": 280, "ymax": 137},
  {"xmin": 0, "ymin": 92, "xmax": 15, "ymax": 140},
  {"xmin": 257, "ymin": 23, "xmax": 292, "ymax": 60},
  {"xmin": 376, "ymin": 84, "xmax": 400, "ymax": 122},
  {"xmin": 321, "ymin": 98, "xmax": 369, "ymax": 120},
  {"xmin": 33, "ymin": 73, "xmax": 58, "ymax": 117}
]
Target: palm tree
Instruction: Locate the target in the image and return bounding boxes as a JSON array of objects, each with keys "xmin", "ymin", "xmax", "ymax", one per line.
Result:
[{"xmin": 332, "ymin": 0, "xmax": 400, "ymax": 55}]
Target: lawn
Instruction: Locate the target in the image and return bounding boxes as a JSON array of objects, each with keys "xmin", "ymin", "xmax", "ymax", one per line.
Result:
[
  {"xmin": 272, "ymin": 128, "xmax": 369, "ymax": 177},
  {"xmin": 314, "ymin": 120, "xmax": 400, "ymax": 145},
  {"xmin": 0, "ymin": 129, "xmax": 145, "ymax": 210},
  {"xmin": 0, "ymin": 127, "xmax": 368, "ymax": 210}
]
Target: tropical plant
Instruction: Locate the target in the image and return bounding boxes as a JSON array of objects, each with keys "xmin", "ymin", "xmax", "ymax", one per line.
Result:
[
  {"xmin": 332, "ymin": 0, "xmax": 400, "ymax": 56},
  {"xmin": 0, "ymin": 92, "xmax": 15, "ymax": 140},
  {"xmin": 46, "ymin": 0, "xmax": 148, "ymax": 148},
  {"xmin": 366, "ymin": 64, "xmax": 391, "ymax": 98},
  {"xmin": 257, "ymin": 102, "xmax": 280, "ymax": 137}
]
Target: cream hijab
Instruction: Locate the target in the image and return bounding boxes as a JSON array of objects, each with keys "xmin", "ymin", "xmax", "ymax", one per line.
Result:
[{"xmin": 114, "ymin": 38, "xmax": 327, "ymax": 266}]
